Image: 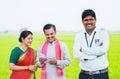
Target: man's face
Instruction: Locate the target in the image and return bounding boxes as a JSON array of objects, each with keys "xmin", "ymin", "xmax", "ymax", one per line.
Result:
[
  {"xmin": 82, "ymin": 15, "xmax": 96, "ymax": 31},
  {"xmin": 44, "ymin": 27, "xmax": 56, "ymax": 43}
]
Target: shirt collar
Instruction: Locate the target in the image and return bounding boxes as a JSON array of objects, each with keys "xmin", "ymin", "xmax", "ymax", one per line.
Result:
[
  {"xmin": 48, "ymin": 41, "xmax": 55, "ymax": 45},
  {"xmin": 84, "ymin": 28, "xmax": 97, "ymax": 35}
]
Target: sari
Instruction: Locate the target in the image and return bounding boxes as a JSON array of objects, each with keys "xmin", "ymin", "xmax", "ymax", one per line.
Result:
[{"xmin": 10, "ymin": 47, "xmax": 36, "ymax": 79}]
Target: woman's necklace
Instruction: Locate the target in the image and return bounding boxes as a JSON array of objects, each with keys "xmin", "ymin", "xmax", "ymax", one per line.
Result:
[{"xmin": 19, "ymin": 44, "xmax": 28, "ymax": 51}]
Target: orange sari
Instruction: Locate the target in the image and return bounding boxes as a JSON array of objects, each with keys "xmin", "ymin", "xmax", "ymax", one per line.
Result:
[{"xmin": 10, "ymin": 48, "xmax": 36, "ymax": 79}]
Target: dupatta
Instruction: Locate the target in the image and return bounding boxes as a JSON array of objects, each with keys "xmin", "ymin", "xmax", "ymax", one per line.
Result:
[
  {"xmin": 41, "ymin": 39, "xmax": 63, "ymax": 79},
  {"xmin": 10, "ymin": 47, "xmax": 36, "ymax": 79}
]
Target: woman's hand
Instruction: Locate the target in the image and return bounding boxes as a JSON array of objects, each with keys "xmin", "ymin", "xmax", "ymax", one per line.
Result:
[{"xmin": 28, "ymin": 65, "xmax": 37, "ymax": 72}]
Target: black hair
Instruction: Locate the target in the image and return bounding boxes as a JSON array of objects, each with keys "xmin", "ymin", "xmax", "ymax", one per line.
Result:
[
  {"xmin": 19, "ymin": 30, "xmax": 33, "ymax": 42},
  {"xmin": 82, "ymin": 9, "xmax": 96, "ymax": 20},
  {"xmin": 43, "ymin": 23, "xmax": 56, "ymax": 33}
]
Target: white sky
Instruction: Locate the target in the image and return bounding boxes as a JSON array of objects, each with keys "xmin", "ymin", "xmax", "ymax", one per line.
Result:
[{"xmin": 0, "ymin": 0, "xmax": 120, "ymax": 32}]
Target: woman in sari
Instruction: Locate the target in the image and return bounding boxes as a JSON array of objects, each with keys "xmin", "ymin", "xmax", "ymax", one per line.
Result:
[{"xmin": 9, "ymin": 30, "xmax": 37, "ymax": 79}]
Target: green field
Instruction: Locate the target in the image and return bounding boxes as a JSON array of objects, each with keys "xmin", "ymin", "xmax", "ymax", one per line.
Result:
[{"xmin": 0, "ymin": 32, "xmax": 120, "ymax": 79}]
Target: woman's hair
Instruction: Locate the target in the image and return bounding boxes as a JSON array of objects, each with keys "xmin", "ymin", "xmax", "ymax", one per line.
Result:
[
  {"xmin": 19, "ymin": 30, "xmax": 33, "ymax": 42},
  {"xmin": 82, "ymin": 9, "xmax": 96, "ymax": 20},
  {"xmin": 43, "ymin": 23, "xmax": 56, "ymax": 33}
]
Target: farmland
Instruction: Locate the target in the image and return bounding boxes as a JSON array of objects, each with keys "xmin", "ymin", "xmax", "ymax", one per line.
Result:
[{"xmin": 0, "ymin": 32, "xmax": 120, "ymax": 79}]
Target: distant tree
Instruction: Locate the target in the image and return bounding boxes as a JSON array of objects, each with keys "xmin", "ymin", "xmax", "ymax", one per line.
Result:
[
  {"xmin": 0, "ymin": 30, "xmax": 8, "ymax": 34},
  {"xmin": 4, "ymin": 30, "xmax": 8, "ymax": 33}
]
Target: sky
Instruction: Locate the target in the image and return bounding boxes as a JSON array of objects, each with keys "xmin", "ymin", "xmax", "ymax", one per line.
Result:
[{"xmin": 0, "ymin": 0, "xmax": 120, "ymax": 32}]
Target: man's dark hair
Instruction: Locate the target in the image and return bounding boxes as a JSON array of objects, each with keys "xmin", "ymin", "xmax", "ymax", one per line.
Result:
[
  {"xmin": 82, "ymin": 9, "xmax": 96, "ymax": 20},
  {"xmin": 43, "ymin": 23, "xmax": 56, "ymax": 32}
]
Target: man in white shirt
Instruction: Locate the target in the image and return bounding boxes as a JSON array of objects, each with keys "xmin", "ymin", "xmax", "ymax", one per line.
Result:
[
  {"xmin": 36, "ymin": 23, "xmax": 71, "ymax": 79},
  {"xmin": 73, "ymin": 9, "xmax": 110, "ymax": 79}
]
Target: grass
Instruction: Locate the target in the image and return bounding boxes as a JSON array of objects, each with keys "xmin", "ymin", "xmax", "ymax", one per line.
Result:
[{"xmin": 0, "ymin": 32, "xmax": 120, "ymax": 79}]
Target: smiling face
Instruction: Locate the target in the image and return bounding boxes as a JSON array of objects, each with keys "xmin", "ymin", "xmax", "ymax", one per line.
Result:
[
  {"xmin": 82, "ymin": 15, "xmax": 96, "ymax": 33},
  {"xmin": 22, "ymin": 34, "xmax": 33, "ymax": 47},
  {"xmin": 44, "ymin": 27, "xmax": 56, "ymax": 43}
]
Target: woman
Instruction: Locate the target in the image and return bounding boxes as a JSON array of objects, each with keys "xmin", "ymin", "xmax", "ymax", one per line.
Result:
[{"xmin": 9, "ymin": 30, "xmax": 37, "ymax": 79}]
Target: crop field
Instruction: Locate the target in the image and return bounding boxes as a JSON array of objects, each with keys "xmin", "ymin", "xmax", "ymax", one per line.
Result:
[{"xmin": 0, "ymin": 32, "xmax": 120, "ymax": 79}]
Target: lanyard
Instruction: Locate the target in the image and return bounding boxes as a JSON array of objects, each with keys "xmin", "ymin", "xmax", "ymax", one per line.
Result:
[{"xmin": 84, "ymin": 31, "xmax": 96, "ymax": 48}]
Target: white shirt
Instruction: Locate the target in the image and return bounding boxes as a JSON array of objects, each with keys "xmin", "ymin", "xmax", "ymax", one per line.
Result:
[
  {"xmin": 73, "ymin": 28, "xmax": 110, "ymax": 71},
  {"xmin": 36, "ymin": 41, "xmax": 71, "ymax": 79}
]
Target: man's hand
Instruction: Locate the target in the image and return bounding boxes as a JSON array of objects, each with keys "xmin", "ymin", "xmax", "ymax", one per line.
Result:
[
  {"xmin": 39, "ymin": 58, "xmax": 46, "ymax": 64},
  {"xmin": 49, "ymin": 59, "xmax": 57, "ymax": 65},
  {"xmin": 80, "ymin": 48, "xmax": 82, "ymax": 52},
  {"xmin": 97, "ymin": 55, "xmax": 102, "ymax": 58},
  {"xmin": 99, "ymin": 42, "xmax": 103, "ymax": 46},
  {"xmin": 84, "ymin": 58, "xmax": 88, "ymax": 61}
]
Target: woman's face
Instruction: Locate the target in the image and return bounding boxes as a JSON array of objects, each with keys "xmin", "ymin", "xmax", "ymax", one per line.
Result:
[{"xmin": 22, "ymin": 34, "xmax": 33, "ymax": 47}]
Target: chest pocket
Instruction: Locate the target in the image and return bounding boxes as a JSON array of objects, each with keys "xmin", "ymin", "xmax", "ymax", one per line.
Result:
[{"xmin": 94, "ymin": 37, "xmax": 102, "ymax": 46}]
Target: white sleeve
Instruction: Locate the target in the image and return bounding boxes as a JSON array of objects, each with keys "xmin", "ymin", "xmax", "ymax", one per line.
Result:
[
  {"xmin": 56, "ymin": 42, "xmax": 71, "ymax": 68},
  {"xmin": 73, "ymin": 34, "xmax": 96, "ymax": 60},
  {"xmin": 36, "ymin": 44, "xmax": 45, "ymax": 67},
  {"xmin": 83, "ymin": 30, "xmax": 110, "ymax": 56}
]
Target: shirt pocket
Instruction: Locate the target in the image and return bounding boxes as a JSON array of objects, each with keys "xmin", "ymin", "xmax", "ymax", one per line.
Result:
[{"xmin": 94, "ymin": 38, "xmax": 102, "ymax": 46}]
